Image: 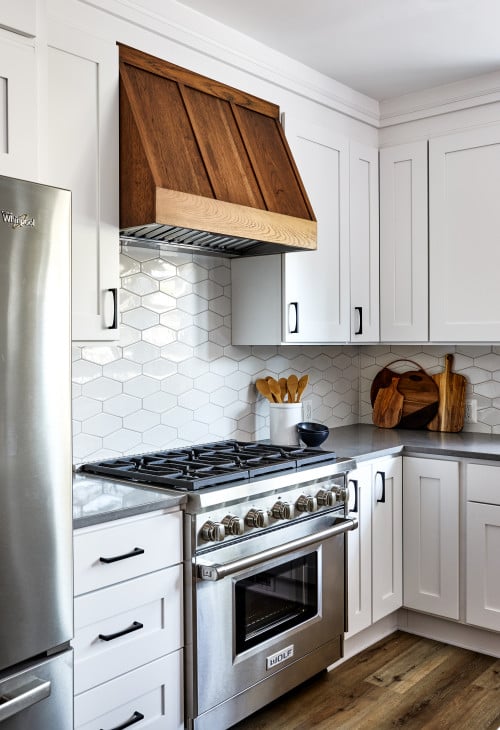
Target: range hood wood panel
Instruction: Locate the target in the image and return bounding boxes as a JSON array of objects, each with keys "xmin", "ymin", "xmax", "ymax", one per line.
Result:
[{"xmin": 118, "ymin": 44, "xmax": 317, "ymax": 256}]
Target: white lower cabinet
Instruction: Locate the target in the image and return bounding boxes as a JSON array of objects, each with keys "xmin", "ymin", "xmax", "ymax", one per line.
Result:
[
  {"xmin": 466, "ymin": 464, "xmax": 500, "ymax": 633},
  {"xmin": 346, "ymin": 456, "xmax": 402, "ymax": 637},
  {"xmin": 73, "ymin": 511, "xmax": 183, "ymax": 730},
  {"xmin": 403, "ymin": 457, "xmax": 459, "ymax": 620},
  {"xmin": 74, "ymin": 652, "xmax": 182, "ymax": 730}
]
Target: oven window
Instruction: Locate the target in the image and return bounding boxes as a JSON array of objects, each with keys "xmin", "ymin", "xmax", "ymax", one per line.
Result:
[{"xmin": 235, "ymin": 553, "xmax": 318, "ymax": 654}]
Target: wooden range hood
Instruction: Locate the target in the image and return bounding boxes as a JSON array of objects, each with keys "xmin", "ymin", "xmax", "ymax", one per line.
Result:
[{"xmin": 119, "ymin": 45, "xmax": 317, "ymax": 257}]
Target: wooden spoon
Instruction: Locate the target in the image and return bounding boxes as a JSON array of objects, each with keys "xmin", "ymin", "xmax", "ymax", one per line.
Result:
[
  {"xmin": 296, "ymin": 374, "xmax": 309, "ymax": 402},
  {"xmin": 279, "ymin": 377, "xmax": 288, "ymax": 402},
  {"xmin": 287, "ymin": 374, "xmax": 299, "ymax": 403},
  {"xmin": 267, "ymin": 377, "xmax": 282, "ymax": 403},
  {"xmin": 255, "ymin": 378, "xmax": 274, "ymax": 402}
]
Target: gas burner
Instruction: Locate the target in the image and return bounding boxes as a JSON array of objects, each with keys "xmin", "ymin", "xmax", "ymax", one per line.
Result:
[{"xmin": 80, "ymin": 440, "xmax": 337, "ymax": 491}]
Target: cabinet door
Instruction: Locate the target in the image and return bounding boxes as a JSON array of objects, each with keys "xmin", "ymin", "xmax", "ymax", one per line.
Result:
[
  {"xmin": 349, "ymin": 142, "xmax": 379, "ymax": 342},
  {"xmin": 372, "ymin": 457, "xmax": 402, "ymax": 623},
  {"xmin": 429, "ymin": 124, "xmax": 500, "ymax": 341},
  {"xmin": 466, "ymin": 502, "xmax": 500, "ymax": 632},
  {"xmin": 403, "ymin": 457, "xmax": 459, "ymax": 619},
  {"xmin": 380, "ymin": 142, "xmax": 428, "ymax": 341},
  {"xmin": 0, "ymin": 31, "xmax": 37, "ymax": 180},
  {"xmin": 45, "ymin": 26, "xmax": 119, "ymax": 341},
  {"xmin": 345, "ymin": 463, "xmax": 372, "ymax": 637},
  {"xmin": 282, "ymin": 119, "xmax": 350, "ymax": 342},
  {"xmin": 0, "ymin": 1, "xmax": 36, "ymax": 36}
]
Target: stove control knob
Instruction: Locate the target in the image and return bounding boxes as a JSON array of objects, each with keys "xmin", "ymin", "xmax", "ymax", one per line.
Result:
[
  {"xmin": 200, "ymin": 520, "xmax": 225, "ymax": 542},
  {"xmin": 296, "ymin": 494, "xmax": 318, "ymax": 513},
  {"xmin": 245, "ymin": 508, "xmax": 269, "ymax": 528},
  {"xmin": 271, "ymin": 501, "xmax": 295, "ymax": 520},
  {"xmin": 222, "ymin": 514, "xmax": 245, "ymax": 536},
  {"xmin": 316, "ymin": 489, "xmax": 336, "ymax": 507}
]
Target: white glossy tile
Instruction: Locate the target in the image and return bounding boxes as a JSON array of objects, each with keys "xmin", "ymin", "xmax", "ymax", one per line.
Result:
[
  {"xmin": 82, "ymin": 377, "xmax": 122, "ymax": 401},
  {"xmin": 142, "ymin": 324, "xmax": 176, "ymax": 346},
  {"xmin": 142, "ymin": 424, "xmax": 177, "ymax": 447},
  {"xmin": 161, "ymin": 373, "xmax": 193, "ymax": 395},
  {"xmin": 104, "ymin": 394, "xmax": 142, "ymax": 417},
  {"xmin": 178, "ymin": 388, "xmax": 210, "ymax": 410},
  {"xmin": 72, "ymin": 359, "xmax": 102, "ymax": 384},
  {"xmin": 123, "ymin": 341, "xmax": 161, "ymax": 364},
  {"xmin": 122, "ymin": 308, "xmax": 159, "ymax": 330},
  {"xmin": 83, "ymin": 413, "xmax": 122, "ymax": 437},
  {"xmin": 103, "ymin": 428, "xmax": 143, "ymax": 452},
  {"xmin": 141, "ymin": 258, "xmax": 176, "ymax": 280},
  {"xmin": 73, "ymin": 396, "xmax": 102, "ymax": 421},
  {"xmin": 142, "ymin": 291, "xmax": 176, "ymax": 314},
  {"xmin": 123, "ymin": 375, "xmax": 159, "ymax": 398},
  {"xmin": 73, "ymin": 432, "xmax": 102, "ymax": 459},
  {"xmin": 142, "ymin": 358, "xmax": 177, "ymax": 380},
  {"xmin": 161, "ymin": 406, "xmax": 192, "ymax": 427},
  {"xmin": 143, "ymin": 392, "xmax": 177, "ymax": 413},
  {"xmin": 122, "ymin": 272, "xmax": 158, "ymax": 296},
  {"xmin": 178, "ymin": 325, "xmax": 208, "ymax": 347},
  {"xmin": 124, "ymin": 409, "xmax": 161, "ymax": 431},
  {"xmin": 102, "ymin": 360, "xmax": 142, "ymax": 382}
]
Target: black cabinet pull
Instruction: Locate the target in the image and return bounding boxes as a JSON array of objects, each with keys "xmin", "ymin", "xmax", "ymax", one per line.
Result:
[
  {"xmin": 99, "ymin": 547, "xmax": 144, "ymax": 564},
  {"xmin": 348, "ymin": 479, "xmax": 359, "ymax": 513},
  {"xmin": 375, "ymin": 471, "xmax": 386, "ymax": 503},
  {"xmin": 100, "ymin": 710, "xmax": 145, "ymax": 730},
  {"xmin": 288, "ymin": 302, "xmax": 299, "ymax": 333},
  {"xmin": 354, "ymin": 306, "xmax": 363, "ymax": 335},
  {"xmin": 98, "ymin": 621, "xmax": 144, "ymax": 642},
  {"xmin": 107, "ymin": 287, "xmax": 118, "ymax": 330}
]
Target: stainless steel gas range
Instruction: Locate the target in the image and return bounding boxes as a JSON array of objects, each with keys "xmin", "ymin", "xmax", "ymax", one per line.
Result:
[{"xmin": 81, "ymin": 441, "xmax": 358, "ymax": 730}]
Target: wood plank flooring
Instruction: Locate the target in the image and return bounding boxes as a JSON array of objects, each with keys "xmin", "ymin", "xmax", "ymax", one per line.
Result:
[{"xmin": 232, "ymin": 631, "xmax": 500, "ymax": 729}]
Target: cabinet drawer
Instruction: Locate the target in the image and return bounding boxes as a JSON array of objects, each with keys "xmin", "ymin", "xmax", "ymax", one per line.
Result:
[
  {"xmin": 466, "ymin": 464, "xmax": 500, "ymax": 505},
  {"xmin": 74, "ymin": 511, "xmax": 181, "ymax": 595},
  {"xmin": 74, "ymin": 650, "xmax": 183, "ymax": 730},
  {"xmin": 74, "ymin": 566, "xmax": 182, "ymax": 694}
]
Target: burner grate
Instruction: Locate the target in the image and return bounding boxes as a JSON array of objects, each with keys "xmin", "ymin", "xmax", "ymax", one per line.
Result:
[{"xmin": 80, "ymin": 440, "xmax": 336, "ymax": 490}]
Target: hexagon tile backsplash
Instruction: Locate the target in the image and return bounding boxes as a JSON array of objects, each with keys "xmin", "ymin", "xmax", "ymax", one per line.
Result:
[{"xmin": 72, "ymin": 245, "xmax": 359, "ymax": 463}]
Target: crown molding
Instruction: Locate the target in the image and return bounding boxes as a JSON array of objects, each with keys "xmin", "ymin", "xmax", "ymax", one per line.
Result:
[
  {"xmin": 80, "ymin": 0, "xmax": 380, "ymax": 127},
  {"xmin": 379, "ymin": 70, "xmax": 500, "ymax": 127}
]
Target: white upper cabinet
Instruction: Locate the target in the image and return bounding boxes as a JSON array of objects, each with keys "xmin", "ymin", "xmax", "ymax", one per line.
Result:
[
  {"xmin": 44, "ymin": 24, "xmax": 119, "ymax": 341},
  {"xmin": 429, "ymin": 124, "xmax": 500, "ymax": 341},
  {"xmin": 349, "ymin": 142, "xmax": 379, "ymax": 342},
  {"xmin": 232, "ymin": 118, "xmax": 350, "ymax": 344},
  {"xmin": 379, "ymin": 141, "xmax": 428, "ymax": 341},
  {"xmin": 232, "ymin": 118, "xmax": 379, "ymax": 345},
  {"xmin": 0, "ymin": 0, "xmax": 36, "ymax": 36},
  {"xmin": 0, "ymin": 31, "xmax": 37, "ymax": 181},
  {"xmin": 281, "ymin": 119, "xmax": 351, "ymax": 343}
]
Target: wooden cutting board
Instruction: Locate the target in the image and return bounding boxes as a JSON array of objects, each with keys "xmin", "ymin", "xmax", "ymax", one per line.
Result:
[
  {"xmin": 427, "ymin": 354, "xmax": 466, "ymax": 432},
  {"xmin": 372, "ymin": 377, "xmax": 404, "ymax": 428},
  {"xmin": 371, "ymin": 360, "xmax": 439, "ymax": 429}
]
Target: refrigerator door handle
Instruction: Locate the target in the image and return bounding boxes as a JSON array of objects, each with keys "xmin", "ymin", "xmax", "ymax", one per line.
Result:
[{"xmin": 0, "ymin": 676, "xmax": 51, "ymax": 722}]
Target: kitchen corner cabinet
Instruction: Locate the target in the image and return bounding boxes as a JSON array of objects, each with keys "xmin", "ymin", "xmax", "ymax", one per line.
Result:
[
  {"xmin": 403, "ymin": 456, "xmax": 459, "ymax": 620},
  {"xmin": 380, "ymin": 124, "xmax": 500, "ymax": 343},
  {"xmin": 466, "ymin": 464, "xmax": 500, "ymax": 632},
  {"xmin": 231, "ymin": 119, "xmax": 378, "ymax": 344},
  {"xmin": 73, "ymin": 510, "xmax": 183, "ymax": 729},
  {"xmin": 379, "ymin": 141, "xmax": 428, "ymax": 341},
  {"xmin": 346, "ymin": 456, "xmax": 402, "ymax": 638},
  {"xmin": 0, "ymin": 30, "xmax": 37, "ymax": 181},
  {"xmin": 44, "ymin": 24, "xmax": 119, "ymax": 341}
]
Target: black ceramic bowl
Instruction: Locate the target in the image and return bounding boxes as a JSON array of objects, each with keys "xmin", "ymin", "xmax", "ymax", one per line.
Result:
[{"xmin": 296, "ymin": 422, "xmax": 329, "ymax": 447}]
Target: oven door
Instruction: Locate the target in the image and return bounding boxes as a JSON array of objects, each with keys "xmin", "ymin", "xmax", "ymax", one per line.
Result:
[{"xmin": 192, "ymin": 511, "xmax": 357, "ymax": 719}]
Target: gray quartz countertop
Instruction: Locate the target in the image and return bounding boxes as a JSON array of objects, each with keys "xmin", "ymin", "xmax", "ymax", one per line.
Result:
[
  {"xmin": 73, "ymin": 472, "xmax": 185, "ymax": 529},
  {"xmin": 325, "ymin": 423, "xmax": 500, "ymax": 462}
]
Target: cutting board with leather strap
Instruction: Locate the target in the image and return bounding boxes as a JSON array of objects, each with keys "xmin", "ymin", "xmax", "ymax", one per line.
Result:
[
  {"xmin": 372, "ymin": 377, "xmax": 404, "ymax": 428},
  {"xmin": 371, "ymin": 359, "xmax": 439, "ymax": 429},
  {"xmin": 427, "ymin": 354, "xmax": 466, "ymax": 432}
]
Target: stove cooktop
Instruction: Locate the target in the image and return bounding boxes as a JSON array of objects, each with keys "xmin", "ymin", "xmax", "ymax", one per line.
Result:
[{"xmin": 80, "ymin": 440, "xmax": 337, "ymax": 491}]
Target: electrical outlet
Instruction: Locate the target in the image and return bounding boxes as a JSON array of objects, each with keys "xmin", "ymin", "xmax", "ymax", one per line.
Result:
[
  {"xmin": 464, "ymin": 399, "xmax": 477, "ymax": 423},
  {"xmin": 302, "ymin": 400, "xmax": 313, "ymax": 421}
]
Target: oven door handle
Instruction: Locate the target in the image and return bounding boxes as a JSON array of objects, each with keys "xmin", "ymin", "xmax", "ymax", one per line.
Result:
[{"xmin": 197, "ymin": 516, "xmax": 358, "ymax": 581}]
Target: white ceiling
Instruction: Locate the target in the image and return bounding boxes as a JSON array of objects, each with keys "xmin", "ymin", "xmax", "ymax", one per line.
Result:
[{"xmin": 176, "ymin": 0, "xmax": 500, "ymax": 101}]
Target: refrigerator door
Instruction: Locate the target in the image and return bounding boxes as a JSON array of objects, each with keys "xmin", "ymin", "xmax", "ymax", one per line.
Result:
[
  {"xmin": 0, "ymin": 649, "xmax": 72, "ymax": 728},
  {"xmin": 0, "ymin": 176, "xmax": 72, "ymax": 670}
]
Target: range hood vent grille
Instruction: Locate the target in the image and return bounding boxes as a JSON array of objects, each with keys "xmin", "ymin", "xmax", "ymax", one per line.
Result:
[{"xmin": 118, "ymin": 45, "xmax": 317, "ymax": 257}]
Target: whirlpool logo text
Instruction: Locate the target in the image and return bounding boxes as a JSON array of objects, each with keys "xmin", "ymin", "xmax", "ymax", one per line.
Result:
[{"xmin": 1, "ymin": 211, "xmax": 36, "ymax": 229}]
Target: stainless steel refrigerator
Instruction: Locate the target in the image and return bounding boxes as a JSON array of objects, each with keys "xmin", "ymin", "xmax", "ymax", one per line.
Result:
[{"xmin": 0, "ymin": 176, "xmax": 73, "ymax": 727}]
